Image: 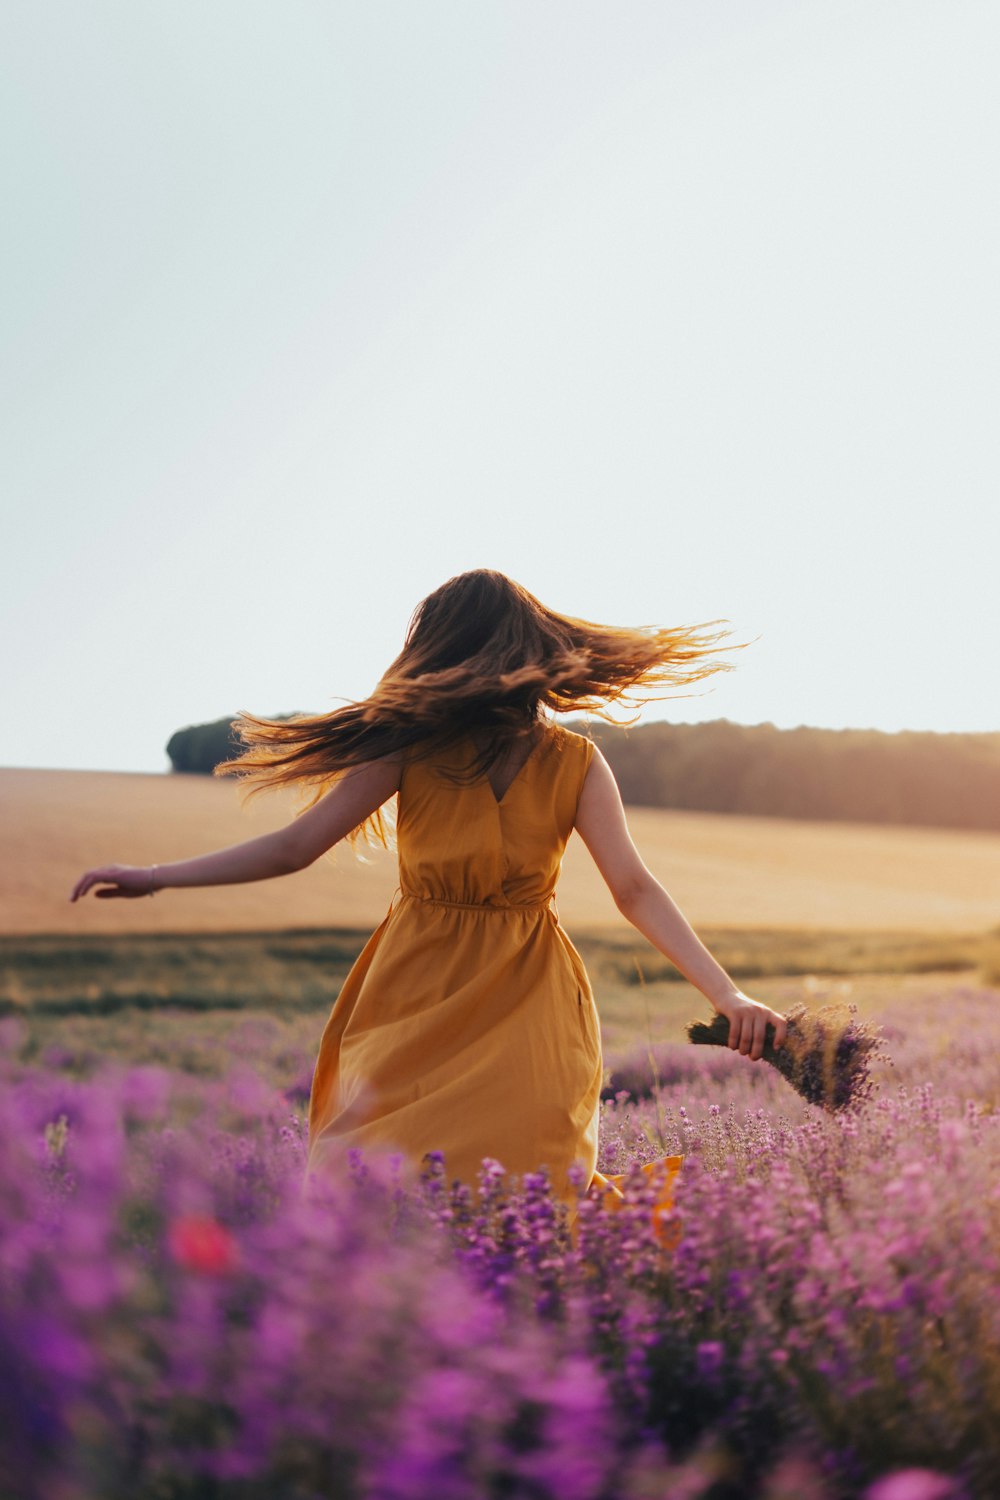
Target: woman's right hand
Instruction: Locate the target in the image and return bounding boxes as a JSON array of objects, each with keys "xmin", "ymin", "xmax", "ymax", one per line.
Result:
[
  {"xmin": 713, "ymin": 991, "xmax": 788, "ymax": 1061},
  {"xmin": 70, "ymin": 865, "xmax": 157, "ymax": 902}
]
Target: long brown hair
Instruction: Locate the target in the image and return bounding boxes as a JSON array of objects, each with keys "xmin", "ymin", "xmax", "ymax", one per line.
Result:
[{"xmin": 215, "ymin": 569, "xmax": 745, "ymax": 845}]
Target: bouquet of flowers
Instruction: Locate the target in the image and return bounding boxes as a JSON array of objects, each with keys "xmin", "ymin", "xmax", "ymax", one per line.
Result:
[{"xmin": 686, "ymin": 1001, "xmax": 885, "ymax": 1112}]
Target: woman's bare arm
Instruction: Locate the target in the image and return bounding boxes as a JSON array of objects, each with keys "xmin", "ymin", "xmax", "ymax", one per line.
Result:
[
  {"xmin": 70, "ymin": 757, "xmax": 402, "ymax": 902},
  {"xmin": 573, "ymin": 747, "xmax": 787, "ymax": 1062}
]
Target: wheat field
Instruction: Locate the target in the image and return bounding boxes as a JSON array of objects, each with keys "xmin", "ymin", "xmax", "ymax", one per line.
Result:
[{"xmin": 4, "ymin": 766, "xmax": 1000, "ymax": 936}]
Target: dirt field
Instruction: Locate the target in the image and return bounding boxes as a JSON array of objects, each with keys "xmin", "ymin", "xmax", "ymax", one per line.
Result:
[{"xmin": 4, "ymin": 767, "xmax": 1000, "ymax": 937}]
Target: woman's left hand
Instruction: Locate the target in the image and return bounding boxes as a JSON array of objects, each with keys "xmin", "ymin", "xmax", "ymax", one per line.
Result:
[
  {"xmin": 713, "ymin": 990, "xmax": 788, "ymax": 1061},
  {"xmin": 70, "ymin": 865, "xmax": 157, "ymax": 902}
]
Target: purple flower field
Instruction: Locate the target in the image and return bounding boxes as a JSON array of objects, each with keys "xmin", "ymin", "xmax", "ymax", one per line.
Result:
[{"xmin": 2, "ymin": 984, "xmax": 999, "ymax": 1500}]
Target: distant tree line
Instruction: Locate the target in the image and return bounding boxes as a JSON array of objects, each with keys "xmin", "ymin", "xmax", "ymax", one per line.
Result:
[
  {"xmin": 167, "ymin": 715, "xmax": 1000, "ymax": 834},
  {"xmin": 576, "ymin": 719, "xmax": 1000, "ymax": 833}
]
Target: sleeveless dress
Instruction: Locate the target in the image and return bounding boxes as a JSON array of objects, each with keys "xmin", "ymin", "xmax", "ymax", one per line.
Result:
[{"xmin": 304, "ymin": 721, "xmax": 682, "ymax": 1215}]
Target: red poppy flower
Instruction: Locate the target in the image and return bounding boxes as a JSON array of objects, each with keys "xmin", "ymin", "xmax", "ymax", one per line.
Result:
[{"xmin": 167, "ymin": 1215, "xmax": 240, "ymax": 1275}]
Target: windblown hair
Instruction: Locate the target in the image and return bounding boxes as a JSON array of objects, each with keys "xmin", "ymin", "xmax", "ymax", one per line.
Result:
[{"xmin": 215, "ymin": 569, "xmax": 745, "ymax": 846}]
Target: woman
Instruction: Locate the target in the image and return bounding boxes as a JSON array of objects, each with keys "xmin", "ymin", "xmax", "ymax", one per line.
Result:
[{"xmin": 71, "ymin": 570, "xmax": 787, "ymax": 1208}]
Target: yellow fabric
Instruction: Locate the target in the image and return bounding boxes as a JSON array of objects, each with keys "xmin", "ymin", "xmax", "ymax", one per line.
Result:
[
  {"xmin": 305, "ymin": 721, "xmax": 683, "ymax": 1215},
  {"xmin": 590, "ymin": 1158, "xmax": 684, "ymax": 1249}
]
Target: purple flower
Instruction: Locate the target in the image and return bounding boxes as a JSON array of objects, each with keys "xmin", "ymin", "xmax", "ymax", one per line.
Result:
[
  {"xmin": 865, "ymin": 1470, "xmax": 965, "ymax": 1500},
  {"xmin": 695, "ymin": 1340, "xmax": 725, "ymax": 1379},
  {"xmin": 0, "ymin": 981, "xmax": 996, "ymax": 1496}
]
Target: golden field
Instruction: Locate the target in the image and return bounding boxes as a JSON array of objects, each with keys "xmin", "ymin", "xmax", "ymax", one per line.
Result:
[{"xmin": 4, "ymin": 766, "xmax": 1000, "ymax": 937}]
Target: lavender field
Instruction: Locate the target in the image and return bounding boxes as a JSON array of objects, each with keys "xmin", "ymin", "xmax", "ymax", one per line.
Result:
[{"xmin": 3, "ymin": 975, "xmax": 999, "ymax": 1500}]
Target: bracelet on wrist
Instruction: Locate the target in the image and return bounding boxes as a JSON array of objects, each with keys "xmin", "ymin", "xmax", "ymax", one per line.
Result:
[{"xmin": 148, "ymin": 865, "xmax": 159, "ymax": 897}]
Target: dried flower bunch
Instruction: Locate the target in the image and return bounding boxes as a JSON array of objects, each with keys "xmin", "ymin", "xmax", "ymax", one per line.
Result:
[{"xmin": 686, "ymin": 1001, "xmax": 886, "ymax": 1112}]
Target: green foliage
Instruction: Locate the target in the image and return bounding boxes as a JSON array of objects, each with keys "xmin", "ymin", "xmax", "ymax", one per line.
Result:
[
  {"xmin": 0, "ymin": 927, "xmax": 984, "ymax": 1023},
  {"xmin": 0, "ymin": 930, "xmax": 369, "ymax": 1017},
  {"xmin": 165, "ymin": 715, "xmax": 243, "ymax": 773},
  {"xmin": 980, "ymin": 927, "xmax": 1000, "ymax": 987},
  {"xmin": 166, "ymin": 712, "xmax": 301, "ymax": 774}
]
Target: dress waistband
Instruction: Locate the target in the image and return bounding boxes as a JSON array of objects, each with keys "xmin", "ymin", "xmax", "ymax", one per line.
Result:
[{"xmin": 394, "ymin": 889, "xmax": 556, "ymax": 914}]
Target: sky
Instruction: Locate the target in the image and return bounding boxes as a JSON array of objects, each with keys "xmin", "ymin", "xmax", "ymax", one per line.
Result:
[{"xmin": 3, "ymin": 1, "xmax": 998, "ymax": 774}]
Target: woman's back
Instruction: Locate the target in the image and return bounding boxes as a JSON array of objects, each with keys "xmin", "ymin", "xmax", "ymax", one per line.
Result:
[{"xmin": 396, "ymin": 721, "xmax": 594, "ymax": 910}]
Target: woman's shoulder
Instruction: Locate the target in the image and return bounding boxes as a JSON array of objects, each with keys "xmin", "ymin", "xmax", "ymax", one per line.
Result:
[{"xmin": 546, "ymin": 721, "xmax": 597, "ymax": 762}]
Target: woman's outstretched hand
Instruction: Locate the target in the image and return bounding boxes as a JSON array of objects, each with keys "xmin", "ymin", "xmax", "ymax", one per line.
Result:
[
  {"xmin": 70, "ymin": 865, "xmax": 157, "ymax": 902},
  {"xmin": 713, "ymin": 991, "xmax": 788, "ymax": 1061}
]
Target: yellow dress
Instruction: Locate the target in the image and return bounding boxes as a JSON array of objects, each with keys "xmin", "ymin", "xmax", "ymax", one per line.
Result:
[{"xmin": 305, "ymin": 721, "xmax": 681, "ymax": 1215}]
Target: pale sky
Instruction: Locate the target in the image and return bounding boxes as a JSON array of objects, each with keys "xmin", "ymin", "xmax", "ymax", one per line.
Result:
[{"xmin": 3, "ymin": 1, "xmax": 998, "ymax": 773}]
